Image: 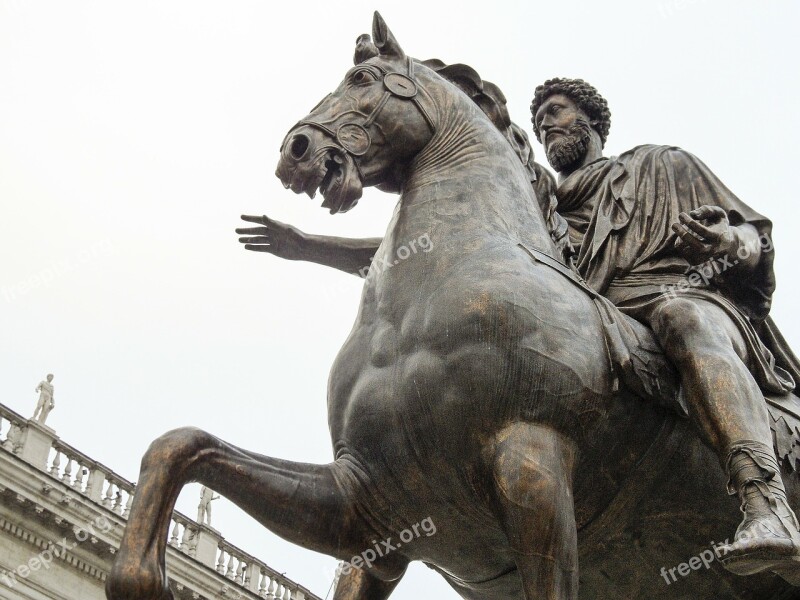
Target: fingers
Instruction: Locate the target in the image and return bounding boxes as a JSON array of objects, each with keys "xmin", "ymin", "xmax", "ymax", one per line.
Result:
[
  {"xmin": 235, "ymin": 226, "xmax": 269, "ymax": 235},
  {"xmin": 679, "ymin": 212, "xmax": 721, "ymax": 241},
  {"xmin": 244, "ymin": 244, "xmax": 276, "ymax": 253},
  {"xmin": 688, "ymin": 205, "xmax": 726, "ymax": 221},
  {"xmin": 671, "ymin": 222, "xmax": 707, "ymax": 252},
  {"xmin": 240, "ymin": 214, "xmax": 277, "ymax": 225},
  {"xmin": 238, "ymin": 236, "xmax": 270, "ymax": 244}
]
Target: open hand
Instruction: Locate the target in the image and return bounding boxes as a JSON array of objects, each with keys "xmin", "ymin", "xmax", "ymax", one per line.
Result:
[
  {"xmin": 671, "ymin": 206, "xmax": 737, "ymax": 264},
  {"xmin": 236, "ymin": 215, "xmax": 308, "ymax": 261}
]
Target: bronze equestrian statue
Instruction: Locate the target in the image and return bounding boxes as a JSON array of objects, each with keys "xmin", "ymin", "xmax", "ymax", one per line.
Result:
[{"xmin": 106, "ymin": 13, "xmax": 800, "ymax": 600}]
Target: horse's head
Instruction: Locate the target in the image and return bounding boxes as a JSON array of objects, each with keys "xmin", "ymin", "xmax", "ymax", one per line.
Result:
[{"xmin": 276, "ymin": 12, "xmax": 437, "ymax": 214}]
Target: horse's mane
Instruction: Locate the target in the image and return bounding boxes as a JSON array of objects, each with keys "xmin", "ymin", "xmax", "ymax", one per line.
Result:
[
  {"xmin": 354, "ymin": 36, "xmax": 537, "ymax": 175},
  {"xmin": 353, "ymin": 36, "xmax": 566, "ymax": 253},
  {"xmin": 419, "ymin": 60, "xmax": 562, "ymax": 236}
]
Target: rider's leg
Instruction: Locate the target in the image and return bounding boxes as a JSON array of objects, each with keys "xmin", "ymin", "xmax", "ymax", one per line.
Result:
[
  {"xmin": 106, "ymin": 427, "xmax": 405, "ymax": 600},
  {"xmin": 646, "ymin": 296, "xmax": 800, "ymax": 574},
  {"xmin": 489, "ymin": 422, "xmax": 579, "ymax": 600}
]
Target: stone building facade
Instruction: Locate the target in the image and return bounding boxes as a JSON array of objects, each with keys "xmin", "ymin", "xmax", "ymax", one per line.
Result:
[{"xmin": 0, "ymin": 402, "xmax": 321, "ymax": 600}]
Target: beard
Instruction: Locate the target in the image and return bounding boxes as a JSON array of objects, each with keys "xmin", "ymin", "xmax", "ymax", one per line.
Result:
[{"xmin": 545, "ymin": 118, "xmax": 592, "ymax": 173}]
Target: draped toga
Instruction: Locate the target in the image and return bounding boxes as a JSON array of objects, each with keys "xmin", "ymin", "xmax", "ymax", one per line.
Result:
[{"xmin": 554, "ymin": 144, "xmax": 800, "ymax": 395}]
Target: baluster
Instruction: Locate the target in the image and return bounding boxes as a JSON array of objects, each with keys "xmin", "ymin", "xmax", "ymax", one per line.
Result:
[
  {"xmin": 258, "ymin": 571, "xmax": 268, "ymax": 597},
  {"xmin": 103, "ymin": 480, "xmax": 117, "ymax": 508},
  {"xmin": 226, "ymin": 553, "xmax": 236, "ymax": 579},
  {"xmin": 237, "ymin": 560, "xmax": 246, "ymax": 585},
  {"xmin": 266, "ymin": 578, "xmax": 277, "ymax": 600},
  {"xmin": 49, "ymin": 449, "xmax": 62, "ymax": 477},
  {"xmin": 62, "ymin": 455, "xmax": 73, "ymax": 485},
  {"xmin": 180, "ymin": 521, "xmax": 192, "ymax": 551},
  {"xmin": 73, "ymin": 465, "xmax": 86, "ymax": 491},
  {"xmin": 187, "ymin": 528, "xmax": 198, "ymax": 557},
  {"xmin": 216, "ymin": 548, "xmax": 226, "ymax": 574},
  {"xmin": 123, "ymin": 490, "xmax": 134, "ymax": 518},
  {"xmin": 169, "ymin": 520, "xmax": 181, "ymax": 546},
  {"xmin": 8, "ymin": 422, "xmax": 23, "ymax": 452},
  {"xmin": 0, "ymin": 415, "xmax": 5, "ymax": 443}
]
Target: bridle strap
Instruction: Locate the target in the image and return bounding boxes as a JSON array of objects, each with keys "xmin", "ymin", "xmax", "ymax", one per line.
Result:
[
  {"xmin": 406, "ymin": 56, "xmax": 436, "ymax": 133},
  {"xmin": 296, "ymin": 56, "xmax": 437, "ymax": 161}
]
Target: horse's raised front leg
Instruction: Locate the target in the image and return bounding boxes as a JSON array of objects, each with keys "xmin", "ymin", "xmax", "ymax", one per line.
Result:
[
  {"xmin": 489, "ymin": 423, "xmax": 579, "ymax": 600},
  {"xmin": 106, "ymin": 427, "xmax": 405, "ymax": 600},
  {"xmin": 333, "ymin": 563, "xmax": 407, "ymax": 600}
]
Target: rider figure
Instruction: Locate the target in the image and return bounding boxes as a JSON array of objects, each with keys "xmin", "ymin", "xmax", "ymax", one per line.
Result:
[{"xmin": 529, "ymin": 77, "xmax": 800, "ymax": 576}]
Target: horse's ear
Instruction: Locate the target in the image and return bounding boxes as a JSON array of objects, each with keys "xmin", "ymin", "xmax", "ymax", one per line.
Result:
[
  {"xmin": 372, "ymin": 11, "xmax": 405, "ymax": 59},
  {"xmin": 354, "ymin": 34, "xmax": 379, "ymax": 64}
]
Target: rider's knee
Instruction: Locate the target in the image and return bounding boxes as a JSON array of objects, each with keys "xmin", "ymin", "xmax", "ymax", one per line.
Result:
[{"xmin": 652, "ymin": 298, "xmax": 726, "ymax": 352}]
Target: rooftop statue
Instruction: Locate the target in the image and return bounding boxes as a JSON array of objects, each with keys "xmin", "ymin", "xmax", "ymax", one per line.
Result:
[
  {"xmin": 107, "ymin": 13, "xmax": 800, "ymax": 600},
  {"xmin": 33, "ymin": 373, "xmax": 55, "ymax": 425},
  {"xmin": 196, "ymin": 486, "xmax": 219, "ymax": 528}
]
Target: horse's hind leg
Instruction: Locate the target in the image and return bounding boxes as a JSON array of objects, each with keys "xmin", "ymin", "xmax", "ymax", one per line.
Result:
[
  {"xmin": 489, "ymin": 423, "xmax": 579, "ymax": 600},
  {"xmin": 106, "ymin": 427, "xmax": 404, "ymax": 600}
]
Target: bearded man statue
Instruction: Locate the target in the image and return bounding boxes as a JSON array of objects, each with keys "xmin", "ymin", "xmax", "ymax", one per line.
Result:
[{"xmin": 531, "ymin": 77, "xmax": 800, "ymax": 580}]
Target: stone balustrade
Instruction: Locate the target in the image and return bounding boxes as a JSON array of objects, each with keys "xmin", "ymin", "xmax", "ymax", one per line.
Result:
[
  {"xmin": 216, "ymin": 539, "xmax": 306, "ymax": 599},
  {"xmin": 0, "ymin": 401, "xmax": 319, "ymax": 600}
]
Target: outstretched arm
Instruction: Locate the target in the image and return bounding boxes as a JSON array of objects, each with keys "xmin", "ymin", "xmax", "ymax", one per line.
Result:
[{"xmin": 236, "ymin": 215, "xmax": 381, "ymax": 277}]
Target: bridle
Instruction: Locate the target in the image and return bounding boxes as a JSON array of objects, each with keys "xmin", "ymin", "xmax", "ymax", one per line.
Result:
[{"xmin": 294, "ymin": 56, "xmax": 437, "ymax": 163}]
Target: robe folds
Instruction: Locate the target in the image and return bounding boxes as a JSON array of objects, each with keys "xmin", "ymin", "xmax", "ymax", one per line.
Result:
[{"xmin": 556, "ymin": 144, "xmax": 800, "ymax": 395}]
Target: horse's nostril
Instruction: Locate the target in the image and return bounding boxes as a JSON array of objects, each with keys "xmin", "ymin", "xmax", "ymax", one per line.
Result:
[{"xmin": 289, "ymin": 134, "xmax": 310, "ymax": 160}]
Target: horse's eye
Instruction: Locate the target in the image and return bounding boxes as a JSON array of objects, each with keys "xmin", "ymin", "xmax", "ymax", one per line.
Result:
[{"xmin": 353, "ymin": 70, "xmax": 374, "ymax": 84}]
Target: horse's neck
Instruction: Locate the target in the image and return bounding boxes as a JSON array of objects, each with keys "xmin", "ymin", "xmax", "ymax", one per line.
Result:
[{"xmin": 387, "ymin": 94, "xmax": 556, "ymax": 257}]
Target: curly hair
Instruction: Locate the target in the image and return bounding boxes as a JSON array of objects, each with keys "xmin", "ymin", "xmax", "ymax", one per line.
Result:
[{"xmin": 530, "ymin": 78, "xmax": 611, "ymax": 147}]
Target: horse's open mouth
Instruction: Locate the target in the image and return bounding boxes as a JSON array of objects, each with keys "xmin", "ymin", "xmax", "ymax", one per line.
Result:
[
  {"xmin": 318, "ymin": 150, "xmax": 363, "ymax": 214},
  {"xmin": 277, "ymin": 139, "xmax": 364, "ymax": 214},
  {"xmin": 319, "ymin": 154, "xmax": 342, "ymax": 198}
]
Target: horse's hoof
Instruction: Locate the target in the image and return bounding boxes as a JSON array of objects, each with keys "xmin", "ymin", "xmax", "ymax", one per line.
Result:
[{"xmin": 105, "ymin": 560, "xmax": 174, "ymax": 600}]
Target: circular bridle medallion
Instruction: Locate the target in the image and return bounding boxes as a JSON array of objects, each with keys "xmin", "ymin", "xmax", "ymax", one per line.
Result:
[
  {"xmin": 336, "ymin": 123, "xmax": 371, "ymax": 156},
  {"xmin": 383, "ymin": 72, "xmax": 418, "ymax": 98}
]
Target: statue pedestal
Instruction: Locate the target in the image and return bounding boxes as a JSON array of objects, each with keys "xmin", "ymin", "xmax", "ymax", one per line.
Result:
[
  {"xmin": 19, "ymin": 419, "xmax": 57, "ymax": 470},
  {"xmin": 194, "ymin": 524, "xmax": 222, "ymax": 568}
]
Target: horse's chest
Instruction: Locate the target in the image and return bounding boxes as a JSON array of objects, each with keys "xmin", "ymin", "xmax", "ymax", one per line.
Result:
[{"xmin": 327, "ymin": 274, "xmax": 516, "ymax": 448}]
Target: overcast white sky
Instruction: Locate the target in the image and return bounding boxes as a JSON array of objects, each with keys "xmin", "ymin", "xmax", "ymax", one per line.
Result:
[{"xmin": 1, "ymin": 1, "xmax": 799, "ymax": 598}]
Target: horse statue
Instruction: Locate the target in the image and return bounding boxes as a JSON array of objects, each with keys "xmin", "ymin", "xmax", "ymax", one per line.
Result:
[{"xmin": 106, "ymin": 13, "xmax": 800, "ymax": 600}]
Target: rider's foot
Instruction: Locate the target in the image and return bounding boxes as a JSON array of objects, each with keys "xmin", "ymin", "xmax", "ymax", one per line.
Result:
[{"xmin": 719, "ymin": 442, "xmax": 800, "ymax": 585}]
